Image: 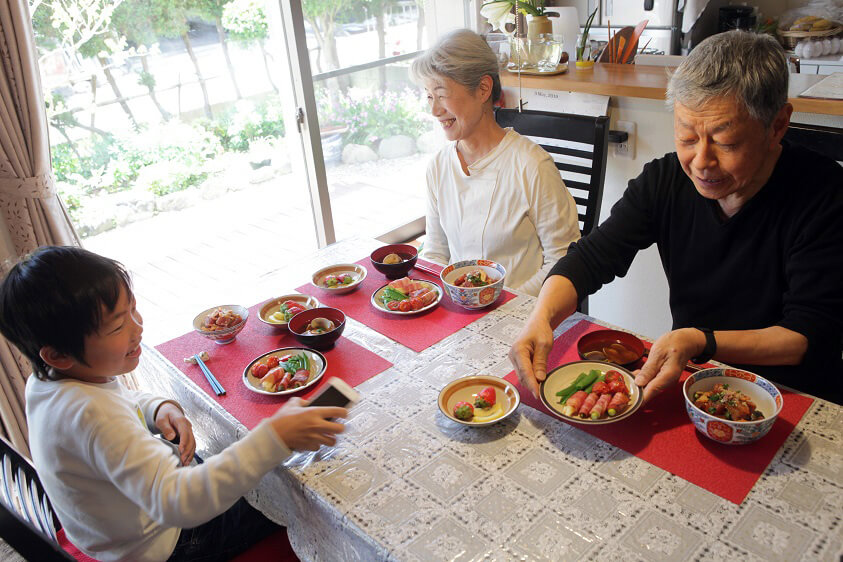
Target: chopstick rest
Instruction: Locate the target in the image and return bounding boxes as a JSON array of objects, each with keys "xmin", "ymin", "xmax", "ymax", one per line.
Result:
[{"xmin": 194, "ymin": 354, "xmax": 226, "ymax": 396}]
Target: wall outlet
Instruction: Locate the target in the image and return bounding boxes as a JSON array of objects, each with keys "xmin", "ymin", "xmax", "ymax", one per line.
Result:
[{"xmin": 613, "ymin": 120, "xmax": 636, "ymax": 159}]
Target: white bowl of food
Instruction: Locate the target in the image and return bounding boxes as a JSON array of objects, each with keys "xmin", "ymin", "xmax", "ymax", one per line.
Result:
[
  {"xmin": 311, "ymin": 263, "xmax": 367, "ymax": 295},
  {"xmin": 683, "ymin": 368, "xmax": 783, "ymax": 445},
  {"xmin": 193, "ymin": 305, "xmax": 248, "ymax": 345},
  {"xmin": 439, "ymin": 259, "xmax": 506, "ymax": 309},
  {"xmin": 258, "ymin": 294, "xmax": 320, "ymax": 332}
]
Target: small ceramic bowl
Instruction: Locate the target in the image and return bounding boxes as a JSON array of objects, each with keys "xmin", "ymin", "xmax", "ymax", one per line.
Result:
[
  {"xmin": 439, "ymin": 259, "xmax": 506, "ymax": 310},
  {"xmin": 577, "ymin": 329, "xmax": 645, "ymax": 366},
  {"xmin": 311, "ymin": 264, "xmax": 367, "ymax": 295},
  {"xmin": 258, "ymin": 294, "xmax": 320, "ymax": 332},
  {"xmin": 288, "ymin": 307, "xmax": 346, "ymax": 350},
  {"xmin": 683, "ymin": 368, "xmax": 783, "ymax": 445},
  {"xmin": 193, "ymin": 305, "xmax": 248, "ymax": 345},
  {"xmin": 370, "ymin": 244, "xmax": 418, "ymax": 279},
  {"xmin": 438, "ymin": 375, "xmax": 520, "ymax": 426}
]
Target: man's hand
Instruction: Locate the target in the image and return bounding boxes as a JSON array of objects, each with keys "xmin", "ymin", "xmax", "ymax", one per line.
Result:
[
  {"xmin": 634, "ymin": 328, "xmax": 705, "ymax": 403},
  {"xmin": 509, "ymin": 316, "xmax": 555, "ymax": 400},
  {"xmin": 155, "ymin": 402, "xmax": 196, "ymax": 466},
  {"xmin": 269, "ymin": 398, "xmax": 347, "ymax": 451}
]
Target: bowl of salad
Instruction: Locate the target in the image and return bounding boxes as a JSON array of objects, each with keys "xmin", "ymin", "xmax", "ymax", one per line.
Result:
[
  {"xmin": 258, "ymin": 294, "xmax": 320, "ymax": 332},
  {"xmin": 440, "ymin": 259, "xmax": 506, "ymax": 309},
  {"xmin": 311, "ymin": 264, "xmax": 367, "ymax": 295},
  {"xmin": 683, "ymin": 368, "xmax": 783, "ymax": 445}
]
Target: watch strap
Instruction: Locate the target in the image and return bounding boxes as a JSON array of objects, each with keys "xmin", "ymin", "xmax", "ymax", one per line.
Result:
[{"xmin": 690, "ymin": 327, "xmax": 716, "ymax": 365}]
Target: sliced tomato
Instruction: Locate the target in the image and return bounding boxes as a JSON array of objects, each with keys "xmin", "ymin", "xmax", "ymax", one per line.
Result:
[
  {"xmin": 386, "ymin": 300, "xmax": 401, "ymax": 311},
  {"xmin": 408, "ymin": 297, "xmax": 423, "ymax": 310},
  {"xmin": 251, "ymin": 362, "xmax": 269, "ymax": 378},
  {"xmin": 398, "ymin": 300, "xmax": 414, "ymax": 312},
  {"xmin": 266, "ymin": 356, "xmax": 281, "ymax": 369}
]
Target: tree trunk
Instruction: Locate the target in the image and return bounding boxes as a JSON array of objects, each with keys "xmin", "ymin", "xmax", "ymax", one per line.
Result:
[
  {"xmin": 258, "ymin": 39, "xmax": 279, "ymax": 93},
  {"xmin": 375, "ymin": 7, "xmax": 386, "ymax": 91},
  {"xmin": 141, "ymin": 55, "xmax": 172, "ymax": 121},
  {"xmin": 182, "ymin": 30, "xmax": 213, "ymax": 119},
  {"xmin": 215, "ymin": 17, "xmax": 242, "ymax": 100},
  {"xmin": 318, "ymin": 15, "xmax": 348, "ymax": 90},
  {"xmin": 90, "ymin": 73, "xmax": 97, "ymax": 138},
  {"xmin": 97, "ymin": 56, "xmax": 138, "ymax": 129},
  {"xmin": 416, "ymin": 2, "xmax": 425, "ymax": 51}
]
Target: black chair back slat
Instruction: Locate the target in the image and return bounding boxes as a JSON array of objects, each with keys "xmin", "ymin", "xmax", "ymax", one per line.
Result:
[
  {"xmin": 0, "ymin": 437, "xmax": 73, "ymax": 561},
  {"xmin": 784, "ymin": 122, "xmax": 843, "ymax": 163},
  {"xmin": 495, "ymin": 108, "xmax": 610, "ymax": 314}
]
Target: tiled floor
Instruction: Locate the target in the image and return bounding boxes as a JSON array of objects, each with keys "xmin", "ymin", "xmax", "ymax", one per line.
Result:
[{"xmin": 84, "ymin": 153, "xmax": 429, "ymax": 346}]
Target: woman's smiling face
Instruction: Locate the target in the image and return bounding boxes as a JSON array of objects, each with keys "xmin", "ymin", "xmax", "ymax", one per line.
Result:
[
  {"xmin": 673, "ymin": 96, "xmax": 786, "ymax": 209},
  {"xmin": 424, "ymin": 75, "xmax": 490, "ymax": 142}
]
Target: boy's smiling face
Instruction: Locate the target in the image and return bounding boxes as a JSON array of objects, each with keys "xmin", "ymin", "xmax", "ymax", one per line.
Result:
[{"xmin": 44, "ymin": 284, "xmax": 144, "ymax": 383}]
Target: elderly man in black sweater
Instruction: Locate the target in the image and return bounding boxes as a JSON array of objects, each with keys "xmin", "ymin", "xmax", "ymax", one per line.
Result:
[{"xmin": 509, "ymin": 30, "xmax": 843, "ymax": 405}]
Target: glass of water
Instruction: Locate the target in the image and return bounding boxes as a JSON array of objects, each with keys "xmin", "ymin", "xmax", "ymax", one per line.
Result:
[{"xmin": 536, "ymin": 34, "xmax": 563, "ymax": 71}]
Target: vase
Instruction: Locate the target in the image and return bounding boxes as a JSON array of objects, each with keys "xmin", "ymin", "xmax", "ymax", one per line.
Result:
[{"xmin": 527, "ymin": 15, "xmax": 552, "ymax": 40}]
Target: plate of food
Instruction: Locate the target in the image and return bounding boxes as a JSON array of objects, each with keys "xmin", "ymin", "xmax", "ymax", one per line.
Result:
[
  {"xmin": 539, "ymin": 360, "xmax": 642, "ymax": 424},
  {"xmin": 311, "ymin": 263, "xmax": 367, "ymax": 295},
  {"xmin": 371, "ymin": 276, "xmax": 442, "ymax": 315},
  {"xmin": 438, "ymin": 375, "xmax": 520, "ymax": 426},
  {"xmin": 243, "ymin": 347, "xmax": 327, "ymax": 396}
]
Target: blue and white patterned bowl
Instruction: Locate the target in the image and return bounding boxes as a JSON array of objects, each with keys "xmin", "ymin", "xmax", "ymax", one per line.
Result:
[
  {"xmin": 440, "ymin": 259, "xmax": 506, "ymax": 310},
  {"xmin": 683, "ymin": 368, "xmax": 783, "ymax": 445}
]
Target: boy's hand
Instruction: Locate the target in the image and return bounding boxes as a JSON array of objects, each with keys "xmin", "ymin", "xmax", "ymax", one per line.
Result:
[
  {"xmin": 269, "ymin": 398, "xmax": 347, "ymax": 451},
  {"xmin": 155, "ymin": 402, "xmax": 196, "ymax": 466}
]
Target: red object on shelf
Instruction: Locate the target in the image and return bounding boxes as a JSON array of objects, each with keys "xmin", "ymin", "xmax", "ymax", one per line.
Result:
[{"xmin": 505, "ymin": 319, "xmax": 813, "ymax": 504}]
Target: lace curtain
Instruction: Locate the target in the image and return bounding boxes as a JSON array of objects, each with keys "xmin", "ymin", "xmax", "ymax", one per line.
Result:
[{"xmin": 0, "ymin": 0, "xmax": 81, "ymax": 457}]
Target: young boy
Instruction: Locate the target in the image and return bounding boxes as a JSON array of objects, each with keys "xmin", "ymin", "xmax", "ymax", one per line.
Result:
[{"xmin": 0, "ymin": 246, "xmax": 347, "ymax": 561}]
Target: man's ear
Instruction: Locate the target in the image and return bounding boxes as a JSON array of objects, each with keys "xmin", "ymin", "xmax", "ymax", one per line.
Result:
[
  {"xmin": 770, "ymin": 102, "xmax": 793, "ymax": 146},
  {"xmin": 39, "ymin": 347, "xmax": 75, "ymax": 371}
]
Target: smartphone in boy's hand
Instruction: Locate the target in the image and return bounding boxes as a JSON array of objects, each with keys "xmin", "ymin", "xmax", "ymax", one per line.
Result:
[{"xmin": 308, "ymin": 377, "xmax": 360, "ymax": 409}]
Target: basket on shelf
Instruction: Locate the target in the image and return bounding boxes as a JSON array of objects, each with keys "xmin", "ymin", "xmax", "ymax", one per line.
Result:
[{"xmin": 777, "ymin": 24, "xmax": 842, "ymax": 50}]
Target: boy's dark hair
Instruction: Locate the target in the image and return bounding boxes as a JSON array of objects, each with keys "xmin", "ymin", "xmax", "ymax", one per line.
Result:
[{"xmin": 0, "ymin": 246, "xmax": 132, "ymax": 380}]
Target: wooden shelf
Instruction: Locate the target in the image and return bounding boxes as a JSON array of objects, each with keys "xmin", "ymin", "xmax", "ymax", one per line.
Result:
[{"xmin": 500, "ymin": 63, "xmax": 843, "ymax": 116}]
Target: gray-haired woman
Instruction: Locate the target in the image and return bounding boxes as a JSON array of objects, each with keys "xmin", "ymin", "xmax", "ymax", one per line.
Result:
[
  {"xmin": 509, "ymin": 30, "xmax": 843, "ymax": 405},
  {"xmin": 412, "ymin": 29, "xmax": 580, "ymax": 296}
]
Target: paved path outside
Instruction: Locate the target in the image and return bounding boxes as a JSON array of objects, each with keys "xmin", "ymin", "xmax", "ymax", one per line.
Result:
[{"xmin": 85, "ymin": 153, "xmax": 429, "ymax": 346}]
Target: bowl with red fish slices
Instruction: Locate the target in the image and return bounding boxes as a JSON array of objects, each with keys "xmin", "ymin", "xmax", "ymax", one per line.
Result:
[
  {"xmin": 193, "ymin": 304, "xmax": 248, "ymax": 345},
  {"xmin": 440, "ymin": 259, "xmax": 506, "ymax": 310},
  {"xmin": 243, "ymin": 347, "xmax": 327, "ymax": 396},
  {"xmin": 683, "ymin": 368, "xmax": 782, "ymax": 445},
  {"xmin": 539, "ymin": 360, "xmax": 642, "ymax": 425},
  {"xmin": 371, "ymin": 277, "xmax": 443, "ymax": 315}
]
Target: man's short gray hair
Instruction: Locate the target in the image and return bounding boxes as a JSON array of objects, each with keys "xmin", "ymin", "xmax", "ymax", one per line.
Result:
[
  {"xmin": 667, "ymin": 30, "xmax": 788, "ymax": 126},
  {"xmin": 411, "ymin": 29, "xmax": 502, "ymax": 103}
]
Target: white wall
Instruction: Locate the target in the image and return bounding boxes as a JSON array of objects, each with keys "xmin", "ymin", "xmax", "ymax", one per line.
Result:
[{"xmin": 588, "ymin": 97, "xmax": 675, "ymax": 340}]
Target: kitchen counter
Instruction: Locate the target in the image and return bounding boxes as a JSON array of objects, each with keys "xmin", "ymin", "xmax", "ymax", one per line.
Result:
[{"xmin": 500, "ymin": 63, "xmax": 843, "ymax": 116}]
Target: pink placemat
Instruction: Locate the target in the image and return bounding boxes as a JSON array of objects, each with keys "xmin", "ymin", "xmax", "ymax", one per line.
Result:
[
  {"xmin": 505, "ymin": 319, "xmax": 814, "ymax": 504},
  {"xmin": 296, "ymin": 258, "xmax": 516, "ymax": 352},
  {"xmin": 155, "ymin": 303, "xmax": 393, "ymax": 430}
]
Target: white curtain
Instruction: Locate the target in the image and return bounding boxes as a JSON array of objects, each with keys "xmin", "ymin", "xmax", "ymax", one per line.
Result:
[{"xmin": 0, "ymin": 0, "xmax": 81, "ymax": 457}]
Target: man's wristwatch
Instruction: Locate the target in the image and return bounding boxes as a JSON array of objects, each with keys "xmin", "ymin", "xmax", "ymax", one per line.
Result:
[{"xmin": 690, "ymin": 327, "xmax": 716, "ymax": 364}]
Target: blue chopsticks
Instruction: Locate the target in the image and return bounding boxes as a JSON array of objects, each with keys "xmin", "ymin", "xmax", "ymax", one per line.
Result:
[{"xmin": 194, "ymin": 354, "xmax": 225, "ymax": 396}]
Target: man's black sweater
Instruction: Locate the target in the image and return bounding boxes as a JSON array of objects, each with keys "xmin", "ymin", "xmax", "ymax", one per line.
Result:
[{"xmin": 550, "ymin": 143, "xmax": 843, "ymax": 403}]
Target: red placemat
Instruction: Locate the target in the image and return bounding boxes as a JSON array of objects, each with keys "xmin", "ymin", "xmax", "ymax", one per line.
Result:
[
  {"xmin": 155, "ymin": 303, "xmax": 393, "ymax": 430},
  {"xmin": 296, "ymin": 258, "xmax": 516, "ymax": 352},
  {"xmin": 505, "ymin": 319, "xmax": 814, "ymax": 504}
]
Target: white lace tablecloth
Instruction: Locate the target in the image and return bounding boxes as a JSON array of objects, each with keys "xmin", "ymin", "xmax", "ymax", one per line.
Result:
[{"xmin": 135, "ymin": 238, "xmax": 843, "ymax": 562}]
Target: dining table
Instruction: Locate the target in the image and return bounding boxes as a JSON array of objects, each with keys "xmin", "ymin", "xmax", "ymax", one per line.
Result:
[{"xmin": 135, "ymin": 237, "xmax": 843, "ymax": 562}]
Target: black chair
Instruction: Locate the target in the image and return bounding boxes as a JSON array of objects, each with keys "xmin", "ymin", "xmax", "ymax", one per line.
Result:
[
  {"xmin": 495, "ymin": 108, "xmax": 610, "ymax": 313},
  {"xmin": 784, "ymin": 122, "xmax": 843, "ymax": 163},
  {"xmin": 0, "ymin": 436, "xmax": 73, "ymax": 561}
]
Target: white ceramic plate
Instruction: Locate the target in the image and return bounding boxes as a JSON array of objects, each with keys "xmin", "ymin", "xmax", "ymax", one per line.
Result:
[
  {"xmin": 539, "ymin": 360, "xmax": 642, "ymax": 424},
  {"xmin": 370, "ymin": 279, "xmax": 443, "ymax": 315},
  {"xmin": 242, "ymin": 347, "xmax": 327, "ymax": 396},
  {"xmin": 438, "ymin": 375, "xmax": 520, "ymax": 427}
]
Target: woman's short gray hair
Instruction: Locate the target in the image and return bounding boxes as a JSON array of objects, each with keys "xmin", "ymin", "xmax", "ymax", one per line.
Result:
[
  {"xmin": 667, "ymin": 30, "xmax": 788, "ymax": 126},
  {"xmin": 411, "ymin": 29, "xmax": 502, "ymax": 103}
]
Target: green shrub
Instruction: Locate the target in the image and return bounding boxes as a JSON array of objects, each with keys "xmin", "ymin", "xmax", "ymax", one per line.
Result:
[
  {"xmin": 323, "ymin": 88, "xmax": 430, "ymax": 146},
  {"xmin": 200, "ymin": 98, "xmax": 285, "ymax": 152}
]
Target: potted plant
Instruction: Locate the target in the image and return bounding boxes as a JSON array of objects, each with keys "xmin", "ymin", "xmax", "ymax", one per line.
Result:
[
  {"xmin": 576, "ymin": 6, "xmax": 598, "ymax": 70},
  {"xmin": 481, "ymin": 1, "xmax": 555, "ymax": 38}
]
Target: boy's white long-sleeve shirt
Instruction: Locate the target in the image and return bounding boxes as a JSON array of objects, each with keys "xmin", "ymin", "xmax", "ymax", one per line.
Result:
[
  {"xmin": 421, "ymin": 128, "xmax": 581, "ymax": 296},
  {"xmin": 25, "ymin": 375, "xmax": 291, "ymax": 562}
]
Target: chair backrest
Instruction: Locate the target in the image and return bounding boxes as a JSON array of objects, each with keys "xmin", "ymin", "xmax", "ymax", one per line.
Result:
[
  {"xmin": 0, "ymin": 436, "xmax": 73, "ymax": 561},
  {"xmin": 784, "ymin": 122, "xmax": 843, "ymax": 164},
  {"xmin": 495, "ymin": 108, "xmax": 610, "ymax": 237}
]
